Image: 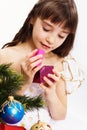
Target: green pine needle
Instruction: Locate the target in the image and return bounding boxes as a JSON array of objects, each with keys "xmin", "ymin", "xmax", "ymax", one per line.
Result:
[
  {"xmin": 14, "ymin": 95, "xmax": 45, "ymax": 111},
  {"xmin": 0, "ymin": 63, "xmax": 25, "ymax": 106},
  {"xmin": 0, "ymin": 64, "xmax": 45, "ymax": 109}
]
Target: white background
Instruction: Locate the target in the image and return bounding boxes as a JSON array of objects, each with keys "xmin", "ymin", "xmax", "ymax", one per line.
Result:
[{"xmin": 0, "ymin": 0, "xmax": 87, "ymax": 128}]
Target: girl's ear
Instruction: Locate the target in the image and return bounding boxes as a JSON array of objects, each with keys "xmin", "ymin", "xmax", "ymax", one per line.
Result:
[{"xmin": 30, "ymin": 18, "xmax": 35, "ymax": 25}]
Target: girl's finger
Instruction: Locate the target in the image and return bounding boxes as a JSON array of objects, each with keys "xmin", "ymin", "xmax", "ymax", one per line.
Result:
[
  {"xmin": 47, "ymin": 73, "xmax": 59, "ymax": 82},
  {"xmin": 43, "ymin": 76, "xmax": 54, "ymax": 87},
  {"xmin": 29, "ymin": 54, "xmax": 43, "ymax": 63},
  {"xmin": 29, "ymin": 59, "xmax": 43, "ymax": 70},
  {"xmin": 40, "ymin": 83, "xmax": 48, "ymax": 91},
  {"xmin": 28, "ymin": 49, "xmax": 38, "ymax": 58},
  {"xmin": 52, "ymin": 69, "xmax": 61, "ymax": 78},
  {"xmin": 33, "ymin": 63, "xmax": 43, "ymax": 73}
]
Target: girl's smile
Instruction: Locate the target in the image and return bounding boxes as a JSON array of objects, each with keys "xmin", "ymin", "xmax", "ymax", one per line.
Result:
[{"xmin": 40, "ymin": 42, "xmax": 52, "ymax": 50}]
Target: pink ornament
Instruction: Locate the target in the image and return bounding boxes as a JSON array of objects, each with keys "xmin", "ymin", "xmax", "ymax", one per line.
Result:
[
  {"xmin": 33, "ymin": 66, "xmax": 54, "ymax": 83},
  {"xmin": 33, "ymin": 49, "xmax": 45, "ymax": 67},
  {"xmin": 35, "ymin": 49, "xmax": 45, "ymax": 57}
]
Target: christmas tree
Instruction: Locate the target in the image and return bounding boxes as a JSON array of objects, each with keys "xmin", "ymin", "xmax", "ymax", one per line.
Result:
[{"xmin": 0, "ymin": 63, "xmax": 45, "ymax": 123}]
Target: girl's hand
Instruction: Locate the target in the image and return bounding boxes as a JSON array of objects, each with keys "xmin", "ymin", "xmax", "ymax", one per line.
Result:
[
  {"xmin": 21, "ymin": 49, "xmax": 43, "ymax": 84},
  {"xmin": 40, "ymin": 69, "xmax": 60, "ymax": 98}
]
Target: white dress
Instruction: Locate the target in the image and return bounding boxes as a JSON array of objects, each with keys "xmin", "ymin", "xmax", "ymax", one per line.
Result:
[{"xmin": 12, "ymin": 55, "xmax": 86, "ymax": 130}]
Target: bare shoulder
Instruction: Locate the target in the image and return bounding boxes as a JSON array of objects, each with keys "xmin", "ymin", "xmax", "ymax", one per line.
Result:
[
  {"xmin": 0, "ymin": 48, "xmax": 9, "ymax": 62},
  {"xmin": 0, "ymin": 47, "xmax": 16, "ymax": 64}
]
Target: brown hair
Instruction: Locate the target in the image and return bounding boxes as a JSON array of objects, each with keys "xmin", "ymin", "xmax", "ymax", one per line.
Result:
[{"xmin": 2, "ymin": 0, "xmax": 78, "ymax": 57}]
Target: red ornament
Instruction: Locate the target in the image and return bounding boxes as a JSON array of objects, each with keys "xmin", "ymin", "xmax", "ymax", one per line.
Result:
[{"xmin": 0, "ymin": 123, "xmax": 26, "ymax": 130}]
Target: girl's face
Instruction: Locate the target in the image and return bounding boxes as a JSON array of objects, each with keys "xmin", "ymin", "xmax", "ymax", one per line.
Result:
[{"xmin": 32, "ymin": 17, "xmax": 69, "ymax": 53}]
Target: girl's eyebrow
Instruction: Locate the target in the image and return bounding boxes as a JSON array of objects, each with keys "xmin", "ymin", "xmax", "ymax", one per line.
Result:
[
  {"xmin": 42, "ymin": 20, "xmax": 53, "ymax": 27},
  {"xmin": 62, "ymin": 30, "xmax": 70, "ymax": 34}
]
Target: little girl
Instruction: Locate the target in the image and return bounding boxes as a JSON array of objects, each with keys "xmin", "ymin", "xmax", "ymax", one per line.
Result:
[{"xmin": 0, "ymin": 0, "xmax": 84, "ymax": 129}]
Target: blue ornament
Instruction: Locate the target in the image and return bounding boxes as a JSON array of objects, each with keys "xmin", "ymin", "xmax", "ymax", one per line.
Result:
[{"xmin": 0, "ymin": 96, "xmax": 24, "ymax": 124}]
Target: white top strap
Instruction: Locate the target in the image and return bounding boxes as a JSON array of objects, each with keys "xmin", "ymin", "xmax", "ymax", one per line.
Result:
[{"xmin": 61, "ymin": 55, "xmax": 84, "ymax": 94}]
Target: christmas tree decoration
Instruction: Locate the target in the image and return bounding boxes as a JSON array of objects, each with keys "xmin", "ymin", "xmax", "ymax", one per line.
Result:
[
  {"xmin": 0, "ymin": 63, "xmax": 25, "ymax": 106},
  {"xmin": 30, "ymin": 121, "xmax": 52, "ymax": 130},
  {"xmin": 15, "ymin": 95, "xmax": 45, "ymax": 111},
  {"xmin": 0, "ymin": 123, "xmax": 26, "ymax": 130},
  {"xmin": 0, "ymin": 64, "xmax": 45, "ymax": 123},
  {"xmin": 33, "ymin": 65, "xmax": 54, "ymax": 83},
  {"xmin": 33, "ymin": 49, "xmax": 45, "ymax": 60},
  {"xmin": 0, "ymin": 96, "xmax": 24, "ymax": 124}
]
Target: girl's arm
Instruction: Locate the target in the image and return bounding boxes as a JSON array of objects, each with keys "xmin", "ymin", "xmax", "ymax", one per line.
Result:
[{"xmin": 40, "ymin": 69, "xmax": 67, "ymax": 120}]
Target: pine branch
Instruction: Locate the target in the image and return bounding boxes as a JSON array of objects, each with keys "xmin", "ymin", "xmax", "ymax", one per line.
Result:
[
  {"xmin": 0, "ymin": 63, "xmax": 25, "ymax": 106},
  {"xmin": 0, "ymin": 64, "xmax": 45, "ymax": 109},
  {"xmin": 14, "ymin": 95, "xmax": 45, "ymax": 111},
  {"xmin": 0, "ymin": 63, "xmax": 24, "ymax": 93}
]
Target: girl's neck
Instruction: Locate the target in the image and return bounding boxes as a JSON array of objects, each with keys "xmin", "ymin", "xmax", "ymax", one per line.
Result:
[
  {"xmin": 18, "ymin": 39, "xmax": 63, "ymax": 62},
  {"xmin": 18, "ymin": 39, "xmax": 36, "ymax": 52}
]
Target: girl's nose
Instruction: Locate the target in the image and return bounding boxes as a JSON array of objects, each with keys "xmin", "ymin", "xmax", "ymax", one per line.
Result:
[{"xmin": 46, "ymin": 34, "xmax": 56, "ymax": 45}]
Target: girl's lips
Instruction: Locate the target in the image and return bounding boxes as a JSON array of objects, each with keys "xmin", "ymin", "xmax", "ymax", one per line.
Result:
[{"xmin": 41, "ymin": 42, "xmax": 50, "ymax": 49}]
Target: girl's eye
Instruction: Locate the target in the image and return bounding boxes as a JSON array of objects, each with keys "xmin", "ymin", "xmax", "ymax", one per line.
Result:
[
  {"xmin": 58, "ymin": 35, "xmax": 65, "ymax": 39},
  {"xmin": 43, "ymin": 27, "xmax": 50, "ymax": 32}
]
